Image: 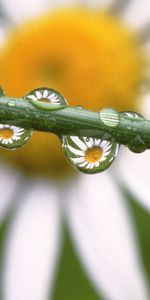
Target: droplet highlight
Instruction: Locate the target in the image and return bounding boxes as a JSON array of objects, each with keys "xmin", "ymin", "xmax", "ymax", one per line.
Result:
[
  {"xmin": 62, "ymin": 136, "xmax": 120, "ymax": 174},
  {"xmin": 0, "ymin": 124, "xmax": 32, "ymax": 150}
]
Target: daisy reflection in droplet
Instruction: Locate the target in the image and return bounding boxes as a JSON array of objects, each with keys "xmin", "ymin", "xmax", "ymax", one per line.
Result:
[{"xmin": 62, "ymin": 136, "xmax": 120, "ymax": 173}]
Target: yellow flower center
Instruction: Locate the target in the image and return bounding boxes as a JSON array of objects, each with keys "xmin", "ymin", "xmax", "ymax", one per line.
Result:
[
  {"xmin": 0, "ymin": 8, "xmax": 146, "ymax": 178},
  {"xmin": 0, "ymin": 129, "xmax": 13, "ymax": 139},
  {"xmin": 85, "ymin": 147, "xmax": 102, "ymax": 163}
]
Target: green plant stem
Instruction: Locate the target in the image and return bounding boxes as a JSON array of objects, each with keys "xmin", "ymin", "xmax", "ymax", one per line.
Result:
[{"xmin": 0, "ymin": 96, "xmax": 150, "ymax": 150}]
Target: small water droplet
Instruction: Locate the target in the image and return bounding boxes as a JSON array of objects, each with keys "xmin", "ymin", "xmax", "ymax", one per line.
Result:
[
  {"xmin": 121, "ymin": 111, "xmax": 144, "ymax": 121},
  {"xmin": 100, "ymin": 108, "xmax": 119, "ymax": 127},
  {"xmin": 128, "ymin": 144, "xmax": 146, "ymax": 153},
  {"xmin": 24, "ymin": 87, "xmax": 68, "ymax": 107},
  {"xmin": 128, "ymin": 134, "xmax": 146, "ymax": 153},
  {"xmin": 0, "ymin": 124, "xmax": 32, "ymax": 150},
  {"xmin": 8, "ymin": 100, "xmax": 16, "ymax": 107},
  {"xmin": 62, "ymin": 135, "xmax": 120, "ymax": 174}
]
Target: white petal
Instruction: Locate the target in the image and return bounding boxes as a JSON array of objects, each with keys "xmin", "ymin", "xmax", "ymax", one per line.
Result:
[
  {"xmin": 140, "ymin": 93, "xmax": 150, "ymax": 120},
  {"xmin": 94, "ymin": 139, "xmax": 100, "ymax": 146},
  {"xmin": 35, "ymin": 91, "xmax": 42, "ymax": 99},
  {"xmin": 27, "ymin": 95, "xmax": 37, "ymax": 101},
  {"xmin": 94, "ymin": 161, "xmax": 100, "ymax": 167},
  {"xmin": 114, "ymin": 147, "xmax": 150, "ymax": 210},
  {"xmin": 48, "ymin": 93, "xmax": 56, "ymax": 100},
  {"xmin": 79, "ymin": 0, "xmax": 114, "ymax": 9},
  {"xmin": 78, "ymin": 161, "xmax": 88, "ymax": 168},
  {"xmin": 100, "ymin": 140, "xmax": 110, "ymax": 148},
  {"xmin": 70, "ymin": 136, "xmax": 87, "ymax": 151},
  {"xmin": 103, "ymin": 150, "xmax": 111, "ymax": 157},
  {"xmin": 122, "ymin": 0, "xmax": 150, "ymax": 29},
  {"xmin": 3, "ymin": 179, "xmax": 62, "ymax": 300},
  {"xmin": 0, "ymin": 161, "xmax": 22, "ymax": 222},
  {"xmin": 67, "ymin": 144, "xmax": 84, "ymax": 156},
  {"xmin": 84, "ymin": 137, "xmax": 94, "ymax": 149},
  {"xmin": 100, "ymin": 156, "xmax": 107, "ymax": 162},
  {"xmin": 64, "ymin": 173, "xmax": 149, "ymax": 300},
  {"xmin": 1, "ymin": 0, "xmax": 57, "ymax": 24},
  {"xmin": 43, "ymin": 90, "xmax": 48, "ymax": 98},
  {"xmin": 71, "ymin": 157, "xmax": 85, "ymax": 164}
]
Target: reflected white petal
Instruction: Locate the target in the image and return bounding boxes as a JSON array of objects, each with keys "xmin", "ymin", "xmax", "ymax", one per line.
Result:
[
  {"xmin": 3, "ymin": 179, "xmax": 62, "ymax": 300},
  {"xmin": 43, "ymin": 90, "xmax": 48, "ymax": 98},
  {"xmin": 67, "ymin": 144, "xmax": 84, "ymax": 156},
  {"xmin": 27, "ymin": 95, "xmax": 37, "ymax": 101},
  {"xmin": 64, "ymin": 173, "xmax": 149, "ymax": 300},
  {"xmin": 70, "ymin": 136, "xmax": 87, "ymax": 151},
  {"xmin": 114, "ymin": 147, "xmax": 150, "ymax": 210}
]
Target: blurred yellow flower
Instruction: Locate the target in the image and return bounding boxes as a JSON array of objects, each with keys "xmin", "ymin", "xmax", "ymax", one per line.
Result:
[{"xmin": 0, "ymin": 8, "xmax": 146, "ymax": 177}]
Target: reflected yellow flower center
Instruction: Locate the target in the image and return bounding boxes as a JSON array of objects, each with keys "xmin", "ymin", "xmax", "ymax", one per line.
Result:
[
  {"xmin": 0, "ymin": 8, "xmax": 146, "ymax": 178},
  {"xmin": 39, "ymin": 98, "xmax": 50, "ymax": 103},
  {"xmin": 85, "ymin": 147, "xmax": 103, "ymax": 163},
  {"xmin": 0, "ymin": 129, "xmax": 13, "ymax": 139}
]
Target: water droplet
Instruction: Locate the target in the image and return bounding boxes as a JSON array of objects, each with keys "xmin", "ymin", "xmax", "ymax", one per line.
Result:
[
  {"xmin": 8, "ymin": 100, "xmax": 16, "ymax": 107},
  {"xmin": 121, "ymin": 111, "xmax": 144, "ymax": 121},
  {"xmin": 0, "ymin": 124, "xmax": 32, "ymax": 150},
  {"xmin": 62, "ymin": 136, "xmax": 120, "ymax": 174},
  {"xmin": 100, "ymin": 108, "xmax": 119, "ymax": 127},
  {"xmin": 128, "ymin": 144, "xmax": 146, "ymax": 153},
  {"xmin": 24, "ymin": 87, "xmax": 68, "ymax": 107},
  {"xmin": 121, "ymin": 112, "xmax": 146, "ymax": 153}
]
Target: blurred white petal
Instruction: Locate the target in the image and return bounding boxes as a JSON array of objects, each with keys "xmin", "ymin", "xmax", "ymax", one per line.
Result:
[
  {"xmin": 0, "ymin": 0, "xmax": 58, "ymax": 24},
  {"xmin": 140, "ymin": 93, "xmax": 150, "ymax": 119},
  {"xmin": 0, "ymin": 0, "xmax": 83, "ymax": 24},
  {"xmin": 115, "ymin": 147, "xmax": 150, "ymax": 211},
  {"xmin": 3, "ymin": 179, "xmax": 62, "ymax": 300},
  {"xmin": 79, "ymin": 0, "xmax": 114, "ymax": 9},
  {"xmin": 0, "ymin": 161, "xmax": 22, "ymax": 222},
  {"xmin": 64, "ymin": 173, "xmax": 149, "ymax": 300},
  {"xmin": 0, "ymin": 26, "xmax": 7, "ymax": 45},
  {"xmin": 122, "ymin": 0, "xmax": 150, "ymax": 29}
]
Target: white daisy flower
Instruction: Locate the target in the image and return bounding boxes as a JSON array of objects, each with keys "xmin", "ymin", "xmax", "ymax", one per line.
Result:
[
  {"xmin": 0, "ymin": 125, "xmax": 24, "ymax": 145},
  {"xmin": 0, "ymin": 1, "xmax": 150, "ymax": 300}
]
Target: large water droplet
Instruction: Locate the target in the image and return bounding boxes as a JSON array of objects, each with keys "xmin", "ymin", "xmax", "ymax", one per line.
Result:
[
  {"xmin": 121, "ymin": 111, "xmax": 146, "ymax": 153},
  {"xmin": 25, "ymin": 87, "xmax": 68, "ymax": 108},
  {"xmin": 0, "ymin": 124, "xmax": 32, "ymax": 150},
  {"xmin": 62, "ymin": 136, "xmax": 120, "ymax": 174}
]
